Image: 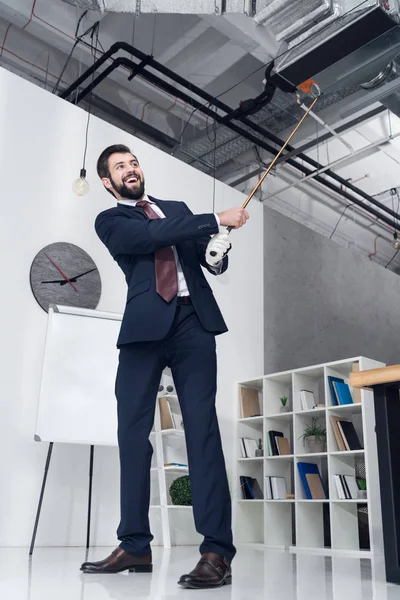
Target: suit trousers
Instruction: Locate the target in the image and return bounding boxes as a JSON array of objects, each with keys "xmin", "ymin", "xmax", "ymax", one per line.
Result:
[{"xmin": 115, "ymin": 303, "xmax": 236, "ymax": 562}]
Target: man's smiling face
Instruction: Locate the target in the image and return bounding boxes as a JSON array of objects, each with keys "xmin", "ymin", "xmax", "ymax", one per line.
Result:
[{"xmin": 102, "ymin": 152, "xmax": 145, "ymax": 200}]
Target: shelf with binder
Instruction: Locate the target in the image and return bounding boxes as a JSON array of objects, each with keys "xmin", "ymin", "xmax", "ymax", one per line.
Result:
[
  {"xmin": 238, "ymin": 379, "xmax": 263, "ymax": 420},
  {"xmin": 235, "ymin": 356, "xmax": 385, "ymax": 555},
  {"xmin": 328, "ymin": 452, "xmax": 366, "ymax": 502},
  {"xmin": 325, "ymin": 361, "xmax": 361, "ymax": 408},
  {"xmin": 293, "ymin": 367, "xmax": 325, "ymax": 413},
  {"xmin": 238, "ymin": 417, "xmax": 263, "ymax": 460},
  {"xmin": 295, "ymin": 455, "xmax": 328, "ymax": 502},
  {"xmin": 327, "ymin": 409, "xmax": 363, "ymax": 454},
  {"xmin": 265, "ymin": 416, "xmax": 293, "ymax": 458},
  {"xmin": 265, "ymin": 457, "xmax": 293, "ymax": 501},
  {"xmin": 238, "ymin": 458, "xmax": 264, "ymax": 501}
]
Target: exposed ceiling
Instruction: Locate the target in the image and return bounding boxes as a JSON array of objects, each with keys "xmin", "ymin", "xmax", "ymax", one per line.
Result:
[{"xmin": 3, "ymin": 0, "xmax": 400, "ymax": 272}]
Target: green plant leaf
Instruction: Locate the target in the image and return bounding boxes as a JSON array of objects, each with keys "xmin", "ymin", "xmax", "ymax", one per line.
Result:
[
  {"xmin": 298, "ymin": 417, "xmax": 326, "ymax": 441},
  {"xmin": 169, "ymin": 475, "xmax": 192, "ymax": 506}
]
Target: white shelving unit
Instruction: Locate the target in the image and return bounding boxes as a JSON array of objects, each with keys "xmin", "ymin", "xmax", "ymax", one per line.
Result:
[
  {"xmin": 149, "ymin": 371, "xmax": 200, "ymax": 548},
  {"xmin": 235, "ymin": 357, "xmax": 385, "ymax": 556}
]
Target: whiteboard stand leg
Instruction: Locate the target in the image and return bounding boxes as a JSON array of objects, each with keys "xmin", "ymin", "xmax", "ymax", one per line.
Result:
[
  {"xmin": 86, "ymin": 445, "xmax": 95, "ymax": 549},
  {"xmin": 29, "ymin": 442, "xmax": 54, "ymax": 556}
]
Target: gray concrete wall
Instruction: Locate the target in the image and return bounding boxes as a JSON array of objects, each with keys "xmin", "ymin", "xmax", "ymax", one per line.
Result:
[{"xmin": 264, "ymin": 207, "xmax": 400, "ymax": 374}]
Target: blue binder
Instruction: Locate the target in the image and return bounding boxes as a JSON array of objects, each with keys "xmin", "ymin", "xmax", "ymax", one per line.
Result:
[
  {"xmin": 334, "ymin": 381, "xmax": 354, "ymax": 405},
  {"xmin": 297, "ymin": 462, "xmax": 327, "ymax": 499},
  {"xmin": 327, "ymin": 376, "xmax": 344, "ymax": 406}
]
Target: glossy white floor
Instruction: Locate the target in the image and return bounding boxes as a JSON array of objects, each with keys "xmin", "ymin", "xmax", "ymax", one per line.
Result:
[{"xmin": 0, "ymin": 545, "xmax": 399, "ymax": 600}]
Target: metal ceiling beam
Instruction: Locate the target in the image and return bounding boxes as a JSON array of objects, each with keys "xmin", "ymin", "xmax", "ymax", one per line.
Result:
[{"xmin": 227, "ymin": 104, "xmax": 387, "ymax": 187}]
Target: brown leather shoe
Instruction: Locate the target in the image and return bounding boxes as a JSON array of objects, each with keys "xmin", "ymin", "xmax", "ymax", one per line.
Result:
[
  {"xmin": 80, "ymin": 547, "xmax": 152, "ymax": 574},
  {"xmin": 178, "ymin": 552, "xmax": 232, "ymax": 589}
]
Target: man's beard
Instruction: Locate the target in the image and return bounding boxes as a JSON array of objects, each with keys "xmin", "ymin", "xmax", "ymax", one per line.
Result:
[{"xmin": 111, "ymin": 175, "xmax": 145, "ymax": 200}]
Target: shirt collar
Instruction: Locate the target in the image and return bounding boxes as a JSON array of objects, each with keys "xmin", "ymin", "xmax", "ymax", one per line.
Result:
[{"xmin": 117, "ymin": 194, "xmax": 152, "ymax": 207}]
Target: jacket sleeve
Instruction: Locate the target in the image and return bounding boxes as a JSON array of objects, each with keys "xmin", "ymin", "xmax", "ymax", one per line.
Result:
[
  {"xmin": 181, "ymin": 202, "xmax": 229, "ymax": 276},
  {"xmin": 95, "ymin": 207, "xmax": 219, "ymax": 257}
]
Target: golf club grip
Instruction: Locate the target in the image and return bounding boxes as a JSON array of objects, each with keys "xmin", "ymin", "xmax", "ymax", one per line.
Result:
[{"xmin": 210, "ymin": 225, "xmax": 233, "ymax": 256}]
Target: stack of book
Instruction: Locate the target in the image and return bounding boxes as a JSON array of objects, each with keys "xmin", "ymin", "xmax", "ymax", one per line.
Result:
[
  {"xmin": 267, "ymin": 430, "xmax": 291, "ymax": 455},
  {"xmin": 300, "ymin": 390, "xmax": 316, "ymax": 410},
  {"xmin": 240, "ymin": 476, "xmax": 264, "ymax": 499},
  {"xmin": 239, "ymin": 387, "xmax": 261, "ymax": 418},
  {"xmin": 328, "ymin": 377, "xmax": 356, "ymax": 406},
  {"xmin": 334, "ymin": 474, "xmax": 362, "ymax": 499},
  {"xmin": 330, "ymin": 416, "xmax": 363, "ymax": 451},
  {"xmin": 159, "ymin": 397, "xmax": 183, "ymax": 430},
  {"xmin": 239, "ymin": 438, "xmax": 259, "ymax": 458},
  {"xmin": 297, "ymin": 462, "xmax": 327, "ymax": 499},
  {"xmin": 265, "ymin": 476, "xmax": 288, "ymax": 499}
]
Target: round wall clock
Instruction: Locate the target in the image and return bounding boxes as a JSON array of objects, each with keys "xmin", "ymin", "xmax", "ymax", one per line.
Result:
[{"xmin": 30, "ymin": 242, "xmax": 102, "ymax": 312}]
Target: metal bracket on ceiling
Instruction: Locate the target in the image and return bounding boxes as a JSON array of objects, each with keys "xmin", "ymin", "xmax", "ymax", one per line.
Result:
[
  {"xmin": 249, "ymin": 0, "xmax": 257, "ymax": 18},
  {"xmin": 215, "ymin": 1, "xmax": 226, "ymax": 15},
  {"xmin": 127, "ymin": 56, "xmax": 152, "ymax": 81}
]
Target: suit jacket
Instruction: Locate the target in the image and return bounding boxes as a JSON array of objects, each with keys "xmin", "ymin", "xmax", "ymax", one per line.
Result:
[{"xmin": 95, "ymin": 196, "xmax": 229, "ymax": 346}]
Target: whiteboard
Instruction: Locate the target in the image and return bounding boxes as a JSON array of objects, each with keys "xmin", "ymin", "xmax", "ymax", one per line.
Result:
[{"xmin": 35, "ymin": 305, "xmax": 122, "ymax": 446}]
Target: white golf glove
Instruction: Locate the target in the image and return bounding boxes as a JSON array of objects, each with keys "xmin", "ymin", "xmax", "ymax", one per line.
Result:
[{"xmin": 206, "ymin": 228, "xmax": 232, "ymax": 267}]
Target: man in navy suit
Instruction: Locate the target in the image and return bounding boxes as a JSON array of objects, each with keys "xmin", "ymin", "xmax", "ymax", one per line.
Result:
[{"xmin": 81, "ymin": 145, "xmax": 249, "ymax": 589}]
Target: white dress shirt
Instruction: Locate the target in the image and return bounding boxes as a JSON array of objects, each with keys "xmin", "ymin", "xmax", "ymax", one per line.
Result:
[{"xmin": 118, "ymin": 195, "xmax": 221, "ymax": 296}]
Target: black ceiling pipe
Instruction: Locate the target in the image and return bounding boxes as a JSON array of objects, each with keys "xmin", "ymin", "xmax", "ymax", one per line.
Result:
[{"xmin": 59, "ymin": 42, "xmax": 400, "ymax": 230}]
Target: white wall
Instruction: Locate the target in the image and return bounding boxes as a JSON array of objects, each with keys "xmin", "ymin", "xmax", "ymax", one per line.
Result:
[{"xmin": 0, "ymin": 68, "xmax": 263, "ymax": 547}]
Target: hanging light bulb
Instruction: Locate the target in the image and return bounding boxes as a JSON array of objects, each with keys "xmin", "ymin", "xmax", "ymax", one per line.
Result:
[
  {"xmin": 392, "ymin": 232, "xmax": 400, "ymax": 250},
  {"xmin": 72, "ymin": 168, "xmax": 90, "ymax": 196}
]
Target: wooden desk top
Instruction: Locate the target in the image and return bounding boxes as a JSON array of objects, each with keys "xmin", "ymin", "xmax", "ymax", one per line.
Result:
[{"xmin": 350, "ymin": 364, "xmax": 400, "ymax": 388}]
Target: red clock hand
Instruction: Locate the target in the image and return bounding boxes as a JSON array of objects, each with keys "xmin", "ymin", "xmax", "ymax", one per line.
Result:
[{"xmin": 44, "ymin": 254, "xmax": 78, "ymax": 292}]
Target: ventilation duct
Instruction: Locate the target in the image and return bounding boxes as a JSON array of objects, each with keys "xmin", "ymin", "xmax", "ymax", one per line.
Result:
[
  {"xmin": 272, "ymin": 1, "xmax": 400, "ymax": 95},
  {"xmin": 61, "ymin": 0, "xmax": 255, "ymax": 14},
  {"xmin": 254, "ymin": 0, "xmax": 333, "ymax": 43},
  {"xmin": 61, "ymin": 0, "xmax": 103, "ymax": 9}
]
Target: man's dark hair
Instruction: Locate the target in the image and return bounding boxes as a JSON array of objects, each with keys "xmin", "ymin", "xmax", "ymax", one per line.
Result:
[{"xmin": 96, "ymin": 144, "xmax": 134, "ymax": 179}]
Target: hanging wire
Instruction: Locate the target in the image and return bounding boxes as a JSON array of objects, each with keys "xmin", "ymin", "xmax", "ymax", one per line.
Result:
[
  {"xmin": 52, "ymin": 10, "xmax": 102, "ymax": 95},
  {"xmin": 385, "ymin": 250, "xmax": 399, "ymax": 269},
  {"xmin": 151, "ymin": 13, "xmax": 157, "ymax": 56},
  {"xmin": 211, "ymin": 103, "xmax": 217, "ymax": 213},
  {"xmin": 329, "ymin": 197, "xmax": 353, "ymax": 240},
  {"xmin": 82, "ymin": 23, "xmax": 100, "ymax": 172}
]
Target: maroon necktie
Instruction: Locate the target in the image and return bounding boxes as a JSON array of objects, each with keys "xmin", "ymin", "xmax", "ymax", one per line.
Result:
[{"xmin": 137, "ymin": 200, "xmax": 178, "ymax": 302}]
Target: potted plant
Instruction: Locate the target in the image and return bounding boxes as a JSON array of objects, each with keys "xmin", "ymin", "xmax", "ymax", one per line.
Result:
[
  {"xmin": 280, "ymin": 396, "xmax": 289, "ymax": 413},
  {"xmin": 357, "ymin": 478, "xmax": 367, "ymax": 500},
  {"xmin": 169, "ymin": 475, "xmax": 192, "ymax": 506},
  {"xmin": 299, "ymin": 418, "xmax": 326, "ymax": 453}
]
